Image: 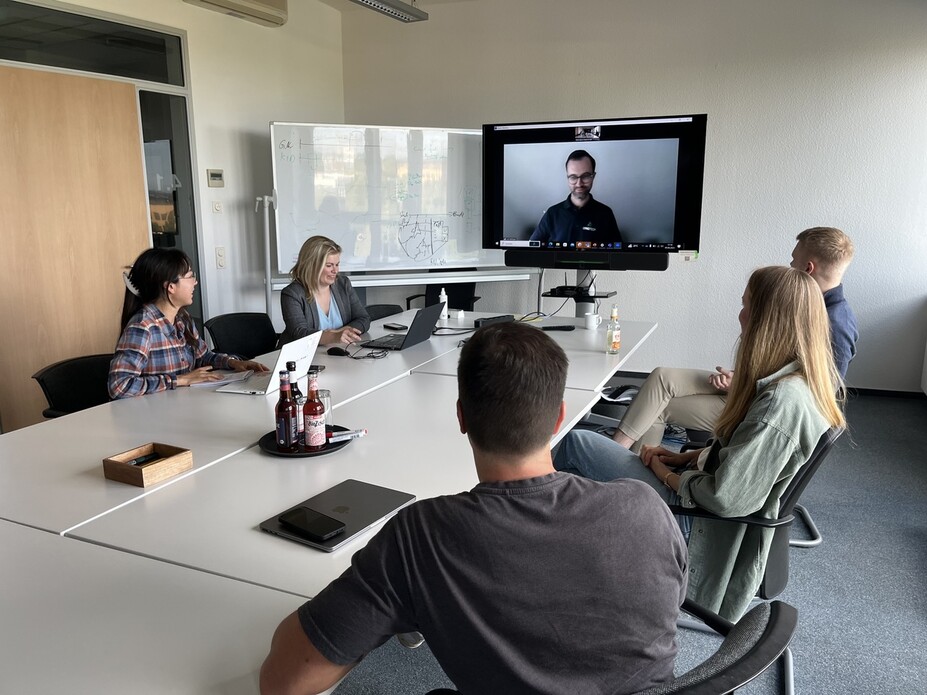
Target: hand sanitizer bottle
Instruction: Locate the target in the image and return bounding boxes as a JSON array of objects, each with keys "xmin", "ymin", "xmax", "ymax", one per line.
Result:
[{"xmin": 438, "ymin": 287, "xmax": 449, "ymax": 320}]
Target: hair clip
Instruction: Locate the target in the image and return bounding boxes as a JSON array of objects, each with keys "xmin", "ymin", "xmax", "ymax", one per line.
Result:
[{"xmin": 123, "ymin": 270, "xmax": 141, "ymax": 297}]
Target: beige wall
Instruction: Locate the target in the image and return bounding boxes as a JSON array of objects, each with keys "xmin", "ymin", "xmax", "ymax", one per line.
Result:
[{"xmin": 341, "ymin": 0, "xmax": 927, "ymax": 391}]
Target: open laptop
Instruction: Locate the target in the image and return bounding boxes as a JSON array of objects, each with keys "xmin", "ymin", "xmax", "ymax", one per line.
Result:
[
  {"xmin": 361, "ymin": 302, "xmax": 444, "ymax": 351},
  {"xmin": 260, "ymin": 479, "xmax": 416, "ymax": 552},
  {"xmin": 217, "ymin": 332, "xmax": 321, "ymax": 395}
]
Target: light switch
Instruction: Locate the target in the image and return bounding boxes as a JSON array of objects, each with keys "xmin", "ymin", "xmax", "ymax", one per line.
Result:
[{"xmin": 215, "ymin": 246, "xmax": 226, "ymax": 269}]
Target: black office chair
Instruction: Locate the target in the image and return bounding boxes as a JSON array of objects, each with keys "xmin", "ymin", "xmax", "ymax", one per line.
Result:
[
  {"xmin": 32, "ymin": 353, "xmax": 113, "ymax": 418},
  {"xmin": 669, "ymin": 427, "xmax": 843, "ymax": 695},
  {"xmin": 425, "ymin": 598, "xmax": 798, "ymax": 695},
  {"xmin": 365, "ymin": 304, "xmax": 404, "ymax": 321},
  {"xmin": 203, "ymin": 312, "xmax": 279, "ymax": 360},
  {"xmin": 406, "ymin": 271, "xmax": 480, "ymax": 312}
]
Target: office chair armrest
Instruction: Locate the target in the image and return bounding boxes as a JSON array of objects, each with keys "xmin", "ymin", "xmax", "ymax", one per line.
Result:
[
  {"xmin": 405, "ymin": 293, "xmax": 425, "ymax": 310},
  {"xmin": 666, "ymin": 505, "xmax": 795, "ymax": 528},
  {"xmin": 680, "ymin": 597, "xmax": 736, "ymax": 636}
]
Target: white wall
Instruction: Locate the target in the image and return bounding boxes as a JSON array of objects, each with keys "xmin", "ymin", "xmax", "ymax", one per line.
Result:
[
  {"xmin": 47, "ymin": 0, "xmax": 927, "ymax": 391},
  {"xmin": 340, "ymin": 0, "xmax": 927, "ymax": 392},
  {"xmin": 57, "ymin": 0, "xmax": 345, "ymax": 323}
]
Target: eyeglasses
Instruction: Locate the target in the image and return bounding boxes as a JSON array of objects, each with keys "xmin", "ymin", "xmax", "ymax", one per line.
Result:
[
  {"xmin": 567, "ymin": 173, "xmax": 595, "ymax": 184},
  {"xmin": 174, "ymin": 271, "xmax": 196, "ymax": 282}
]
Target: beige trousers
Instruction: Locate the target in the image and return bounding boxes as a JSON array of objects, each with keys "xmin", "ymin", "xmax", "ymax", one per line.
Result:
[{"xmin": 617, "ymin": 367, "xmax": 727, "ymax": 453}]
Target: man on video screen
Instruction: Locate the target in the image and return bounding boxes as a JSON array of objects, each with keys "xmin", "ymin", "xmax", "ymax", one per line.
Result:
[{"xmin": 529, "ymin": 149, "xmax": 622, "ymax": 246}]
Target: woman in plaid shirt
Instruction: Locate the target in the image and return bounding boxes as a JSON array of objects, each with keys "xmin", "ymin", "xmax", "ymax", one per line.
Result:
[{"xmin": 108, "ymin": 248, "xmax": 267, "ymax": 399}]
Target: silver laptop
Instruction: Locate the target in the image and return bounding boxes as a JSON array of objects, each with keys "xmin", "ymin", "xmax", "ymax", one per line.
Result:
[
  {"xmin": 217, "ymin": 332, "xmax": 321, "ymax": 395},
  {"xmin": 260, "ymin": 479, "xmax": 416, "ymax": 552}
]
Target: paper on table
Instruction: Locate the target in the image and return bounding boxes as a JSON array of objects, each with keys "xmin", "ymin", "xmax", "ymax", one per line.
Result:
[{"xmin": 190, "ymin": 369, "xmax": 254, "ymax": 388}]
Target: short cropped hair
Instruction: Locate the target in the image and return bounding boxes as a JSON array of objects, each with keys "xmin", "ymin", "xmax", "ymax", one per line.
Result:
[
  {"xmin": 796, "ymin": 227, "xmax": 854, "ymax": 273},
  {"xmin": 566, "ymin": 149, "xmax": 596, "ymax": 172},
  {"xmin": 458, "ymin": 322, "xmax": 568, "ymax": 456}
]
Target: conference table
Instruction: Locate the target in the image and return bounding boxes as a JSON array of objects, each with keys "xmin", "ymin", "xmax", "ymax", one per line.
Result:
[
  {"xmin": 0, "ymin": 309, "xmax": 656, "ymax": 692},
  {"xmin": 414, "ymin": 315, "xmax": 657, "ymax": 392},
  {"xmin": 0, "ymin": 311, "xmax": 465, "ymax": 534},
  {"xmin": 66, "ymin": 372, "xmax": 599, "ymax": 599},
  {"xmin": 0, "ymin": 518, "xmax": 302, "ymax": 694}
]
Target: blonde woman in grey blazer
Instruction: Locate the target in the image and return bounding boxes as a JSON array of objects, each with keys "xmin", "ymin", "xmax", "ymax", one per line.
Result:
[{"xmin": 279, "ymin": 236, "xmax": 370, "ymax": 346}]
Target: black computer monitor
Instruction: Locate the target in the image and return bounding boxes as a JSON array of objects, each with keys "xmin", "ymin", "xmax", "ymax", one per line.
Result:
[{"xmin": 483, "ymin": 114, "xmax": 707, "ymax": 271}]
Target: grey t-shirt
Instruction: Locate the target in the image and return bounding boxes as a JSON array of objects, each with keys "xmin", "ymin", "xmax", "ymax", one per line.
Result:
[{"xmin": 300, "ymin": 472, "xmax": 688, "ymax": 695}]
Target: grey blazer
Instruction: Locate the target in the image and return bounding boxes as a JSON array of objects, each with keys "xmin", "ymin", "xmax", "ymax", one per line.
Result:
[{"xmin": 279, "ymin": 275, "xmax": 370, "ymax": 345}]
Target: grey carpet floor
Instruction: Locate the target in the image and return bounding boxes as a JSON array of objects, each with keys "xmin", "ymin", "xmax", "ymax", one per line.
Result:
[{"xmin": 334, "ymin": 393, "xmax": 927, "ymax": 694}]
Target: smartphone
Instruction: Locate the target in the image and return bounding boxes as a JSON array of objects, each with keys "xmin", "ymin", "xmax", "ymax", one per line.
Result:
[
  {"xmin": 278, "ymin": 506, "xmax": 346, "ymax": 542},
  {"xmin": 384, "ymin": 323, "xmax": 407, "ymax": 331}
]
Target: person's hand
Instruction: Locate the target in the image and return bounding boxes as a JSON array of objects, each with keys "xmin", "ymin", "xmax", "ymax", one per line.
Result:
[
  {"xmin": 175, "ymin": 367, "xmax": 225, "ymax": 387},
  {"xmin": 708, "ymin": 366, "xmax": 733, "ymax": 392},
  {"xmin": 640, "ymin": 445, "xmax": 694, "ymax": 470},
  {"xmin": 229, "ymin": 358, "xmax": 269, "ymax": 373},
  {"xmin": 332, "ymin": 326, "xmax": 363, "ymax": 345}
]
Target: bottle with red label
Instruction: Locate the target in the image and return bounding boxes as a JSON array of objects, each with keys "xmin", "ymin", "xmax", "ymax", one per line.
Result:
[
  {"xmin": 303, "ymin": 368, "xmax": 326, "ymax": 451},
  {"xmin": 275, "ymin": 370, "xmax": 299, "ymax": 452},
  {"xmin": 286, "ymin": 360, "xmax": 305, "ymax": 446}
]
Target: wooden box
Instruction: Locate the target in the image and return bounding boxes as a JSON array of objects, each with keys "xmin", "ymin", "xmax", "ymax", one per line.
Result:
[{"xmin": 103, "ymin": 442, "xmax": 192, "ymax": 487}]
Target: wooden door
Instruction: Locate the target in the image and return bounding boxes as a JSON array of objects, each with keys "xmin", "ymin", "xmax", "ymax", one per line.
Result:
[{"xmin": 0, "ymin": 65, "xmax": 150, "ymax": 431}]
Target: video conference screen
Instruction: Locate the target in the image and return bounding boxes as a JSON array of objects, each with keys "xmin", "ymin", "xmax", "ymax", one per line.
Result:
[{"xmin": 483, "ymin": 115, "xmax": 707, "ymax": 262}]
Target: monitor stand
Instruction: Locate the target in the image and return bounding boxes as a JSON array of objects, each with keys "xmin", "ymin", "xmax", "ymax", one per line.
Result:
[{"xmin": 542, "ymin": 286, "xmax": 616, "ymax": 318}]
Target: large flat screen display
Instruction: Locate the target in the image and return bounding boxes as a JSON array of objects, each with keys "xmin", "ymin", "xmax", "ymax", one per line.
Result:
[{"xmin": 483, "ymin": 114, "xmax": 707, "ymax": 270}]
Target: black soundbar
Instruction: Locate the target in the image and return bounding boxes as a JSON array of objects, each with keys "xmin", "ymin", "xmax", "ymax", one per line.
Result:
[{"xmin": 504, "ymin": 250, "xmax": 669, "ymax": 271}]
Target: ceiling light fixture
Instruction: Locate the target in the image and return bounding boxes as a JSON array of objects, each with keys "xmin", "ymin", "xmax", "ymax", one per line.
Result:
[{"xmin": 346, "ymin": 0, "xmax": 428, "ymax": 23}]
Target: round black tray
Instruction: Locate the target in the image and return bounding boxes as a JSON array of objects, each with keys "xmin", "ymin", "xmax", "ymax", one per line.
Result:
[{"xmin": 259, "ymin": 425, "xmax": 351, "ymax": 458}]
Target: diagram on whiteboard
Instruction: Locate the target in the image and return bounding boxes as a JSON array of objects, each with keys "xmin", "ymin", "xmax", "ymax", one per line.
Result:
[{"xmin": 398, "ymin": 213, "xmax": 449, "ymax": 261}]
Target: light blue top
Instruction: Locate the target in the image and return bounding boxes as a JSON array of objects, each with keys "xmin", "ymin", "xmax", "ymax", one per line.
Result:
[{"xmin": 316, "ymin": 296, "xmax": 344, "ymax": 331}]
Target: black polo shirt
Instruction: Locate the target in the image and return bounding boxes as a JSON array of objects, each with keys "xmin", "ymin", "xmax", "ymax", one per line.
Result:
[{"xmin": 529, "ymin": 195, "xmax": 622, "ymax": 246}]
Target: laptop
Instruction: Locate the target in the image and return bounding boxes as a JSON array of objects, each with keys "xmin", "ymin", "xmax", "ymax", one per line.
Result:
[
  {"xmin": 217, "ymin": 332, "xmax": 321, "ymax": 395},
  {"xmin": 361, "ymin": 302, "xmax": 444, "ymax": 351},
  {"xmin": 260, "ymin": 479, "xmax": 416, "ymax": 552}
]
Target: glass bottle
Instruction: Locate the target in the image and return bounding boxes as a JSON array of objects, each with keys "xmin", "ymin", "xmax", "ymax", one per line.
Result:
[
  {"xmin": 605, "ymin": 304, "xmax": 621, "ymax": 354},
  {"xmin": 274, "ymin": 370, "xmax": 299, "ymax": 452},
  {"xmin": 286, "ymin": 360, "xmax": 305, "ymax": 446},
  {"xmin": 303, "ymin": 369, "xmax": 327, "ymax": 451}
]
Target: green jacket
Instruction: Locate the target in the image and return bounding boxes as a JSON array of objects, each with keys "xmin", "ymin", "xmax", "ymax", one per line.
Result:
[{"xmin": 677, "ymin": 362, "xmax": 829, "ymax": 620}]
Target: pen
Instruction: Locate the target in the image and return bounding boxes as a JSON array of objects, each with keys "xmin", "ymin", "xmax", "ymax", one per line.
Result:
[
  {"xmin": 327, "ymin": 428, "xmax": 368, "ymax": 443},
  {"xmin": 127, "ymin": 453, "xmax": 162, "ymax": 466}
]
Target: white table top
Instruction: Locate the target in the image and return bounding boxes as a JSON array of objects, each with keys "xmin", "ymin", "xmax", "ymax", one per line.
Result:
[
  {"xmin": 67, "ymin": 373, "xmax": 598, "ymax": 599},
  {"xmin": 0, "ymin": 519, "xmax": 302, "ymax": 694},
  {"xmin": 301, "ymin": 309, "xmax": 465, "ymax": 408},
  {"xmin": 0, "ymin": 385, "xmax": 280, "ymax": 533},
  {"xmin": 0, "ymin": 310, "xmax": 466, "ymax": 534},
  {"xmin": 414, "ymin": 316, "xmax": 658, "ymax": 392}
]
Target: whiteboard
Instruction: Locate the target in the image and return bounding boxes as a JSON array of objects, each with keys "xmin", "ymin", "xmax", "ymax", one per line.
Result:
[{"xmin": 271, "ymin": 122, "xmax": 504, "ymax": 275}]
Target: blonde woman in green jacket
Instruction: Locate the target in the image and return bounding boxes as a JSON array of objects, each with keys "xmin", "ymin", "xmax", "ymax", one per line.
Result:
[{"xmin": 554, "ymin": 266, "xmax": 846, "ymax": 620}]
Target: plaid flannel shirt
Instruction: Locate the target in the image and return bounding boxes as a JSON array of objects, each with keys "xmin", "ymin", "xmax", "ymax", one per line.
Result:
[{"xmin": 108, "ymin": 304, "xmax": 230, "ymax": 399}]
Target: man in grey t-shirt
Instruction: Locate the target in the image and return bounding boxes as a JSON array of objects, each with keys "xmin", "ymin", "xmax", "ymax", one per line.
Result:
[{"xmin": 261, "ymin": 323, "xmax": 688, "ymax": 695}]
